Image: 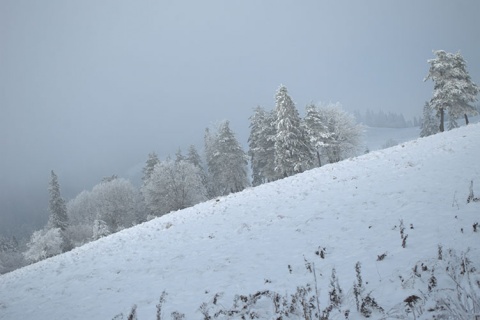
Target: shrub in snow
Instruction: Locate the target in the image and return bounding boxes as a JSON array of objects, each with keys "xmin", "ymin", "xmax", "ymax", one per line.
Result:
[
  {"xmin": 170, "ymin": 311, "xmax": 185, "ymax": 320},
  {"xmin": 377, "ymin": 252, "xmax": 387, "ymax": 261},
  {"xmin": 23, "ymin": 228, "xmax": 63, "ymax": 263},
  {"xmin": 438, "ymin": 244, "xmax": 443, "ymax": 260},
  {"xmin": 399, "ymin": 219, "xmax": 408, "ymax": 248},
  {"xmin": 352, "ymin": 262, "xmax": 384, "ymax": 318},
  {"xmin": 324, "ymin": 267, "xmax": 343, "ymax": 318},
  {"xmin": 315, "ymin": 246, "xmax": 326, "ymax": 259},
  {"xmin": 467, "ymin": 180, "xmax": 480, "ymax": 203},
  {"xmin": 156, "ymin": 291, "xmax": 167, "ymax": 320},
  {"xmin": 113, "ymin": 249, "xmax": 479, "ymax": 320}
]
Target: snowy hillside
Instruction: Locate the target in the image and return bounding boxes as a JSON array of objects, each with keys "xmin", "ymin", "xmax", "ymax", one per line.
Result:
[{"xmin": 1, "ymin": 124, "xmax": 480, "ymax": 319}]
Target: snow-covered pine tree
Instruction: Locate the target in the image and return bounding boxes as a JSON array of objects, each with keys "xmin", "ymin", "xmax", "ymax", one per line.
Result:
[
  {"xmin": 448, "ymin": 52, "xmax": 479, "ymax": 127},
  {"xmin": 142, "ymin": 152, "xmax": 160, "ymax": 184},
  {"xmin": 425, "ymin": 50, "xmax": 479, "ymax": 132},
  {"xmin": 273, "ymin": 85, "xmax": 313, "ymax": 177},
  {"xmin": 185, "ymin": 144, "xmax": 208, "ymax": 191},
  {"xmin": 420, "ymin": 102, "xmax": 439, "ymax": 137},
  {"xmin": 185, "ymin": 145, "xmax": 202, "ymax": 168},
  {"xmin": 248, "ymin": 106, "xmax": 277, "ymax": 186},
  {"xmin": 304, "ymin": 103, "xmax": 331, "ymax": 167},
  {"xmin": 204, "ymin": 128, "xmax": 217, "ymax": 198},
  {"xmin": 48, "ymin": 170, "xmax": 68, "ymax": 232},
  {"xmin": 207, "ymin": 121, "xmax": 249, "ymax": 196}
]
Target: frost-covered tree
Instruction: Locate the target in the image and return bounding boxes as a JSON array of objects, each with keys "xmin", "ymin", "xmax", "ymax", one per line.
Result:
[
  {"xmin": 48, "ymin": 171, "xmax": 68, "ymax": 232},
  {"xmin": 175, "ymin": 148, "xmax": 186, "ymax": 163},
  {"xmin": 0, "ymin": 236, "xmax": 25, "ymax": 274},
  {"xmin": 143, "ymin": 160, "xmax": 207, "ymax": 216},
  {"xmin": 425, "ymin": 50, "xmax": 479, "ymax": 132},
  {"xmin": 206, "ymin": 121, "xmax": 249, "ymax": 196},
  {"xmin": 304, "ymin": 103, "xmax": 331, "ymax": 167},
  {"xmin": 24, "ymin": 228, "xmax": 63, "ymax": 263},
  {"xmin": 185, "ymin": 145, "xmax": 202, "ymax": 168},
  {"xmin": 185, "ymin": 144, "xmax": 208, "ymax": 190},
  {"xmin": 142, "ymin": 152, "xmax": 160, "ymax": 184},
  {"xmin": 204, "ymin": 128, "xmax": 218, "ymax": 198},
  {"xmin": 316, "ymin": 104, "xmax": 363, "ymax": 163},
  {"xmin": 46, "ymin": 170, "xmax": 72, "ymax": 252},
  {"xmin": 92, "ymin": 178, "xmax": 139, "ymax": 233},
  {"xmin": 420, "ymin": 102, "xmax": 439, "ymax": 137},
  {"xmin": 447, "ymin": 52, "xmax": 479, "ymax": 127},
  {"xmin": 274, "ymin": 85, "xmax": 313, "ymax": 177},
  {"xmin": 66, "ymin": 190, "xmax": 98, "ymax": 245},
  {"xmin": 248, "ymin": 106, "xmax": 277, "ymax": 186},
  {"xmin": 66, "ymin": 178, "xmax": 140, "ymax": 244}
]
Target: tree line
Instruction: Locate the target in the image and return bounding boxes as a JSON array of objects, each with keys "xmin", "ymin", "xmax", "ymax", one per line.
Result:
[
  {"xmin": 2, "ymin": 85, "xmax": 361, "ymax": 269},
  {"xmin": 2, "ymin": 49, "xmax": 477, "ymax": 271}
]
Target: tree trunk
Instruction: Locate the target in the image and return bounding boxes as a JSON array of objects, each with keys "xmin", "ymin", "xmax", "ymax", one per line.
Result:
[
  {"xmin": 439, "ymin": 108, "xmax": 444, "ymax": 132},
  {"xmin": 316, "ymin": 150, "xmax": 322, "ymax": 167},
  {"xmin": 464, "ymin": 113, "xmax": 469, "ymax": 125}
]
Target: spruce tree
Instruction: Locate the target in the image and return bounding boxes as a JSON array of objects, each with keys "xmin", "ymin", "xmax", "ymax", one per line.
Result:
[
  {"xmin": 142, "ymin": 152, "xmax": 160, "ymax": 184},
  {"xmin": 48, "ymin": 170, "xmax": 71, "ymax": 253},
  {"xmin": 304, "ymin": 103, "xmax": 330, "ymax": 167},
  {"xmin": 274, "ymin": 85, "xmax": 313, "ymax": 177},
  {"xmin": 420, "ymin": 102, "xmax": 439, "ymax": 137},
  {"xmin": 248, "ymin": 106, "xmax": 277, "ymax": 186},
  {"xmin": 185, "ymin": 144, "xmax": 208, "ymax": 191},
  {"xmin": 175, "ymin": 148, "xmax": 185, "ymax": 163},
  {"xmin": 48, "ymin": 170, "xmax": 68, "ymax": 232},
  {"xmin": 185, "ymin": 145, "xmax": 203, "ymax": 168},
  {"xmin": 206, "ymin": 121, "xmax": 249, "ymax": 196}
]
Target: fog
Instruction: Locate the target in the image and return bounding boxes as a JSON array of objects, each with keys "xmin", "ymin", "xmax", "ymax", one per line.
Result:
[{"xmin": 1, "ymin": 0, "xmax": 479, "ymax": 238}]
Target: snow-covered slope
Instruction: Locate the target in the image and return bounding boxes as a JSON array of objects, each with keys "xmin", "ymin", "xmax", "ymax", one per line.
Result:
[{"xmin": 1, "ymin": 125, "xmax": 480, "ymax": 319}]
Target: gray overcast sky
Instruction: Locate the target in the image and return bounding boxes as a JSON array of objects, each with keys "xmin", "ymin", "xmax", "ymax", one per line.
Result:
[{"xmin": 1, "ymin": 0, "xmax": 479, "ymax": 236}]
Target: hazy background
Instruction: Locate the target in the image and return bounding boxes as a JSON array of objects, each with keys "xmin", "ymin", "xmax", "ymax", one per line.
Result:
[{"xmin": 1, "ymin": 0, "xmax": 479, "ymax": 238}]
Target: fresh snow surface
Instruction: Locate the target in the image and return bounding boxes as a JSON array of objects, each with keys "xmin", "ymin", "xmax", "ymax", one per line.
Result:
[{"xmin": 1, "ymin": 124, "xmax": 480, "ymax": 319}]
